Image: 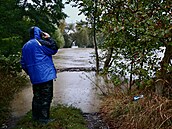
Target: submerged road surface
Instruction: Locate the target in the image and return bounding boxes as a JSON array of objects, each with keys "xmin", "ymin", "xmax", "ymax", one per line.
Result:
[{"xmin": 11, "ymin": 48, "xmax": 104, "ymax": 117}]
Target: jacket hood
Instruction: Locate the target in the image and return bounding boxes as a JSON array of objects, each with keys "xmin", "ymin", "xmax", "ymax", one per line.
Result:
[{"xmin": 29, "ymin": 26, "xmax": 42, "ymax": 40}]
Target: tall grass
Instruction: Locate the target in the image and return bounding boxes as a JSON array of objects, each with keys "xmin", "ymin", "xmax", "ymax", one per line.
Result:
[{"xmin": 100, "ymin": 86, "xmax": 172, "ymax": 129}]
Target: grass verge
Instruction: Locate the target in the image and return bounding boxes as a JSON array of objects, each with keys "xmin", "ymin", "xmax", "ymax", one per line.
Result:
[
  {"xmin": 100, "ymin": 87, "xmax": 172, "ymax": 129},
  {"xmin": 14, "ymin": 104, "xmax": 87, "ymax": 129}
]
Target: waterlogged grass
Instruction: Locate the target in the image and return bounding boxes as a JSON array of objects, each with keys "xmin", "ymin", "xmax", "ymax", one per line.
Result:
[
  {"xmin": 0, "ymin": 72, "xmax": 27, "ymax": 125},
  {"xmin": 15, "ymin": 104, "xmax": 87, "ymax": 129}
]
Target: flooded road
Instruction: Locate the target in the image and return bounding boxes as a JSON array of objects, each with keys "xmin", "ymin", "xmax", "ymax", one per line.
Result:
[{"xmin": 11, "ymin": 48, "xmax": 104, "ymax": 117}]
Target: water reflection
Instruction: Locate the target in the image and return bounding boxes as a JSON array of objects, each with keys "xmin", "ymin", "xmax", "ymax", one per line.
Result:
[{"xmin": 53, "ymin": 72, "xmax": 101, "ymax": 113}]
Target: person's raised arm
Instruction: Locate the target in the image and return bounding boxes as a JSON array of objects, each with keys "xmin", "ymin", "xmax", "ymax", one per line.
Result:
[{"xmin": 38, "ymin": 32, "xmax": 59, "ymax": 50}]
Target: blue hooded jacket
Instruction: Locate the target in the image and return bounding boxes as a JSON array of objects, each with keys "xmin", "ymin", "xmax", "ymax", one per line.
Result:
[{"xmin": 21, "ymin": 27, "xmax": 58, "ymax": 84}]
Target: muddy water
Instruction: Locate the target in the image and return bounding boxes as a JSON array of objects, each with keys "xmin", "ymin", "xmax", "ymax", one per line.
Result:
[
  {"xmin": 53, "ymin": 48, "xmax": 96, "ymax": 69},
  {"xmin": 11, "ymin": 48, "xmax": 104, "ymax": 117}
]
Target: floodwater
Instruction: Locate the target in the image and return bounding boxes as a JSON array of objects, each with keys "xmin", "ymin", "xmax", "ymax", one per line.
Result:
[{"xmin": 11, "ymin": 48, "xmax": 104, "ymax": 117}]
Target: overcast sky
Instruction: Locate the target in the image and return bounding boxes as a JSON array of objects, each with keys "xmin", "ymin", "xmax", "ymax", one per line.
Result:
[{"xmin": 62, "ymin": 0, "xmax": 86, "ymax": 23}]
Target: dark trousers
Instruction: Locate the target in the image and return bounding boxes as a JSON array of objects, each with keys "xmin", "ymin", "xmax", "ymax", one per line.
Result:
[{"xmin": 32, "ymin": 80, "xmax": 53, "ymax": 121}]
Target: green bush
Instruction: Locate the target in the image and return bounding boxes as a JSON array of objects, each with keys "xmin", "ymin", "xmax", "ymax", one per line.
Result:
[{"xmin": 0, "ymin": 53, "xmax": 21, "ymax": 76}]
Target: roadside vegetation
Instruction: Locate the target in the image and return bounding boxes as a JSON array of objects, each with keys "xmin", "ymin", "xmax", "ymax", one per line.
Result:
[{"xmin": 100, "ymin": 79, "xmax": 172, "ymax": 129}]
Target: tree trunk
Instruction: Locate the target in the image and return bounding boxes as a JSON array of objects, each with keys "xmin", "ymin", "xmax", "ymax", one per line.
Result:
[
  {"xmin": 103, "ymin": 47, "xmax": 114, "ymax": 71},
  {"xmin": 93, "ymin": 0, "xmax": 99, "ymax": 73},
  {"xmin": 156, "ymin": 45, "xmax": 172, "ymax": 95}
]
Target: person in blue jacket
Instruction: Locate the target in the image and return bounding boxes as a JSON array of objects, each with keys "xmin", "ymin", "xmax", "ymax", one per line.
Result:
[{"xmin": 21, "ymin": 26, "xmax": 58, "ymax": 124}]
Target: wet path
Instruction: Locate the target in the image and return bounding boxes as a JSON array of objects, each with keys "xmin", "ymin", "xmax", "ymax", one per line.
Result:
[
  {"xmin": 53, "ymin": 72, "xmax": 101, "ymax": 113},
  {"xmin": 11, "ymin": 48, "xmax": 102, "ymax": 117},
  {"xmin": 10, "ymin": 48, "xmax": 109, "ymax": 129}
]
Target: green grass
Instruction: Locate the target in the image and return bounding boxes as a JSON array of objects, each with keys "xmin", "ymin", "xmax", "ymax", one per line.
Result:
[{"xmin": 14, "ymin": 104, "xmax": 87, "ymax": 129}]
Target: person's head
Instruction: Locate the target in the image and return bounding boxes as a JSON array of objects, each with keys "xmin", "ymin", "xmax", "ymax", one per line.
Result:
[{"xmin": 29, "ymin": 26, "xmax": 43, "ymax": 40}]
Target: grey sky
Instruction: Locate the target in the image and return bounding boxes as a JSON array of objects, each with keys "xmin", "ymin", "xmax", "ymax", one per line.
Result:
[
  {"xmin": 62, "ymin": 0, "xmax": 86, "ymax": 23},
  {"xmin": 27, "ymin": 0, "xmax": 85, "ymax": 23}
]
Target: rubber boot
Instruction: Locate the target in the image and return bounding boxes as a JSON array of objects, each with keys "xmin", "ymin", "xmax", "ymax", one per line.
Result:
[
  {"xmin": 32, "ymin": 80, "xmax": 54, "ymax": 124},
  {"xmin": 38, "ymin": 103, "xmax": 55, "ymax": 124},
  {"xmin": 32, "ymin": 99, "xmax": 41, "ymax": 121}
]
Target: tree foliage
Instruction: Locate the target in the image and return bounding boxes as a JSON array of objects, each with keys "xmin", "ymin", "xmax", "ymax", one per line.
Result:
[
  {"xmin": 68, "ymin": 0, "xmax": 172, "ymax": 95},
  {"xmin": 0, "ymin": 0, "xmax": 66, "ymax": 74},
  {"xmin": 63, "ymin": 22, "xmax": 94, "ymax": 48},
  {"xmin": 18, "ymin": 0, "xmax": 67, "ymax": 34}
]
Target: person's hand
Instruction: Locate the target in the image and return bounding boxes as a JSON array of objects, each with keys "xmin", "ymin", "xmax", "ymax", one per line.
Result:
[{"xmin": 42, "ymin": 32, "xmax": 50, "ymax": 38}]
